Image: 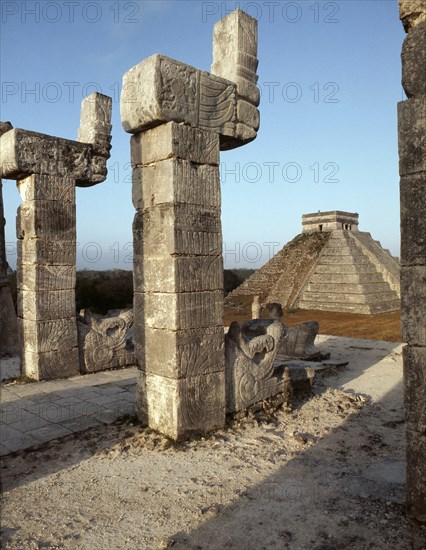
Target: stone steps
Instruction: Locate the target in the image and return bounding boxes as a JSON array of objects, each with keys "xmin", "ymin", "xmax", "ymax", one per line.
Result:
[
  {"xmin": 305, "ymin": 282, "xmax": 393, "ymax": 294},
  {"xmin": 309, "ymin": 272, "xmax": 384, "ymax": 284},
  {"xmin": 300, "ymin": 290, "xmax": 398, "ymax": 304},
  {"xmin": 298, "ymin": 299, "xmax": 400, "ymax": 314}
]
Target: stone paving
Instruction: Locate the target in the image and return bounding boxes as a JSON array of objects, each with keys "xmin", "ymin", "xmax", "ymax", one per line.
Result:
[{"xmin": 0, "ymin": 366, "xmax": 137, "ymax": 456}]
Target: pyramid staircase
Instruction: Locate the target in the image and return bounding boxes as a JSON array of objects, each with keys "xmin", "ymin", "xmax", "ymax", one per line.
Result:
[{"xmin": 296, "ymin": 230, "xmax": 400, "ymax": 314}]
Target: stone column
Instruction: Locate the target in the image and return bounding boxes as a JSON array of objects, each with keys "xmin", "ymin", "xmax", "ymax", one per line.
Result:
[
  {"xmin": 398, "ymin": 0, "xmax": 426, "ymax": 523},
  {"xmin": 0, "ymin": 92, "xmax": 112, "ymax": 380},
  {"xmin": 16, "ymin": 174, "xmax": 78, "ymax": 379},
  {"xmin": 0, "ymin": 177, "xmax": 18, "ymax": 356},
  {"xmin": 121, "ymin": 9, "xmax": 260, "ymax": 439},
  {"xmin": 132, "ymin": 123, "xmax": 225, "ymax": 438}
]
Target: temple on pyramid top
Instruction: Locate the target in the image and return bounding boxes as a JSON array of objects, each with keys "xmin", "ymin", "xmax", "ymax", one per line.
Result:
[
  {"xmin": 228, "ymin": 211, "xmax": 400, "ymax": 315},
  {"xmin": 302, "ymin": 211, "xmax": 359, "ymax": 233}
]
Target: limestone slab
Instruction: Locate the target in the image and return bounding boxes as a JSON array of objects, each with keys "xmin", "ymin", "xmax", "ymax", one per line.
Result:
[
  {"xmin": 22, "ymin": 347, "xmax": 80, "ymax": 381},
  {"xmin": 16, "ymin": 264, "xmax": 75, "ymax": 291},
  {"xmin": 131, "ymin": 122, "xmax": 220, "ymax": 166},
  {"xmin": 406, "ymin": 428, "xmax": 426, "ymax": 523},
  {"xmin": 133, "ymin": 206, "xmax": 222, "ymax": 256},
  {"xmin": 17, "ymin": 290, "xmax": 75, "ymax": 320},
  {"xmin": 16, "ymin": 200, "xmax": 76, "ymax": 240},
  {"xmin": 17, "ymin": 239, "xmax": 76, "ymax": 265},
  {"xmin": 403, "ymin": 345, "xmax": 426, "ymax": 433},
  {"xmin": 402, "ymin": 21, "xmax": 426, "ymax": 97},
  {"xmin": 18, "ymin": 174, "xmax": 75, "ymax": 203},
  {"xmin": 135, "ymin": 290, "xmax": 223, "ymax": 331},
  {"xmin": 135, "ymin": 254, "xmax": 223, "ymax": 293},
  {"xmin": 400, "ymin": 172, "xmax": 426, "ymax": 265},
  {"xmin": 135, "ymin": 370, "xmax": 226, "ymax": 439},
  {"xmin": 19, "ymin": 318, "xmax": 78, "ymax": 353},
  {"xmin": 132, "ymin": 159, "xmax": 221, "ymax": 211},
  {"xmin": 401, "ymin": 266, "xmax": 426, "ymax": 345},
  {"xmin": 136, "ymin": 326, "xmax": 224, "ymax": 378},
  {"xmin": 398, "ymin": 95, "xmax": 426, "ymax": 176},
  {"xmin": 399, "ymin": 0, "xmax": 426, "ymax": 31}
]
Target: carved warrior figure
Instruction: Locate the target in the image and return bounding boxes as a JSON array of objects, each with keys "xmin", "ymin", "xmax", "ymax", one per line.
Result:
[
  {"xmin": 225, "ymin": 303, "xmax": 289, "ymax": 412},
  {"xmin": 78, "ymin": 309, "xmax": 135, "ymax": 373},
  {"xmin": 121, "ymin": 9, "xmax": 260, "ymax": 439},
  {"xmin": 0, "ymin": 93, "xmax": 112, "ymax": 380}
]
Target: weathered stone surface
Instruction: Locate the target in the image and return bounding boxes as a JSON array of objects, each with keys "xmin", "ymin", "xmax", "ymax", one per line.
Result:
[
  {"xmin": 78, "ymin": 93, "xmax": 112, "ymax": 157},
  {"xmin": 133, "ymin": 159, "xmax": 221, "ymax": 210},
  {"xmin": 280, "ymin": 321, "xmax": 321, "ymax": 359},
  {"xmin": 22, "ymin": 347, "xmax": 80, "ymax": 381},
  {"xmin": 17, "ymin": 239, "xmax": 76, "ymax": 265},
  {"xmin": 212, "ymin": 9, "xmax": 259, "ymax": 105},
  {"xmin": 401, "ymin": 266, "xmax": 426, "ymax": 345},
  {"xmin": 17, "ymin": 290, "xmax": 75, "ymax": 320},
  {"xmin": 121, "ymin": 54, "xmax": 258, "ymax": 150},
  {"xmin": 131, "ymin": 122, "xmax": 220, "ymax": 167},
  {"xmin": 399, "ymin": 0, "xmax": 426, "ymax": 32},
  {"xmin": 18, "ymin": 174, "xmax": 75, "ymax": 203},
  {"xmin": 136, "ymin": 254, "xmax": 223, "ymax": 293},
  {"xmin": 251, "ymin": 295, "xmax": 261, "ymax": 319},
  {"xmin": 402, "ymin": 21, "xmax": 426, "ymax": 97},
  {"xmin": 19, "ymin": 318, "xmax": 78, "ymax": 353},
  {"xmin": 403, "ymin": 345, "xmax": 426, "ymax": 433},
  {"xmin": 136, "ymin": 326, "xmax": 224, "ymax": 378},
  {"xmin": 225, "ymin": 311, "xmax": 290, "ymax": 413},
  {"xmin": 78, "ymin": 309, "xmax": 135, "ymax": 373},
  {"xmin": 136, "ymin": 291, "xmax": 223, "ymax": 331},
  {"xmin": 16, "ymin": 200, "xmax": 76, "ymax": 240},
  {"xmin": 406, "ymin": 428, "xmax": 426, "ymax": 523},
  {"xmin": 134, "ymin": 205, "xmax": 222, "ymax": 256},
  {"xmin": 0, "ymin": 178, "xmax": 18, "ymax": 355},
  {"xmin": 135, "ymin": 370, "xmax": 226, "ymax": 439},
  {"xmin": 16, "ymin": 264, "xmax": 75, "ymax": 291},
  {"xmin": 398, "ymin": 95, "xmax": 426, "ymax": 176},
  {"xmin": 400, "ymin": 172, "xmax": 426, "ymax": 265}
]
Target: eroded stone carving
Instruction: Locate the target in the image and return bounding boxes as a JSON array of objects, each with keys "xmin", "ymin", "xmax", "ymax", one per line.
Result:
[
  {"xmin": 225, "ymin": 303, "xmax": 290, "ymax": 413},
  {"xmin": 0, "ymin": 93, "xmax": 112, "ymax": 380},
  {"xmin": 78, "ymin": 309, "xmax": 135, "ymax": 374},
  {"xmin": 280, "ymin": 321, "xmax": 322, "ymax": 359}
]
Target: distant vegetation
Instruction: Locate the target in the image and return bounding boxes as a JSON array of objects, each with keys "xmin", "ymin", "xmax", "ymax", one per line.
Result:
[{"xmin": 8, "ymin": 268, "xmax": 255, "ymax": 315}]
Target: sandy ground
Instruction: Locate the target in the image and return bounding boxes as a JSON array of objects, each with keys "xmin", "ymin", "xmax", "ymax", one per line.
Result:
[{"xmin": 1, "ymin": 336, "xmax": 425, "ymax": 550}]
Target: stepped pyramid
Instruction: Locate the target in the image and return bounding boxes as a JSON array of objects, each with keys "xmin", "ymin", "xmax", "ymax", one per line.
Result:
[{"xmin": 228, "ymin": 211, "xmax": 400, "ymax": 314}]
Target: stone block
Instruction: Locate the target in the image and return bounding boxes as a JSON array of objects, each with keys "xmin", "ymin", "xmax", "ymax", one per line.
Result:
[
  {"xmin": 403, "ymin": 345, "xmax": 426, "ymax": 432},
  {"xmin": 22, "ymin": 347, "xmax": 80, "ymax": 380},
  {"xmin": 137, "ymin": 326, "xmax": 224, "ymax": 378},
  {"xmin": 17, "ymin": 239, "xmax": 76, "ymax": 265},
  {"xmin": 121, "ymin": 54, "xmax": 257, "ymax": 149},
  {"xmin": 406, "ymin": 428, "xmax": 426, "ymax": 523},
  {"xmin": 212, "ymin": 9, "xmax": 258, "ymax": 81},
  {"xmin": 400, "ymin": 172, "xmax": 426, "ymax": 265},
  {"xmin": 401, "ymin": 267, "xmax": 426, "ymax": 345},
  {"xmin": 77, "ymin": 93, "xmax": 113, "ymax": 157},
  {"xmin": 398, "ymin": 96, "xmax": 426, "ymax": 176},
  {"xmin": 135, "ymin": 290, "xmax": 223, "ymax": 331},
  {"xmin": 0, "ymin": 285, "xmax": 19, "ymax": 355},
  {"xmin": 16, "ymin": 264, "xmax": 75, "ymax": 291},
  {"xmin": 402, "ymin": 21, "xmax": 426, "ymax": 97},
  {"xmin": 131, "ymin": 122, "xmax": 220, "ymax": 166},
  {"xmin": 18, "ymin": 174, "xmax": 75, "ymax": 203},
  {"xmin": 399, "ymin": 0, "xmax": 426, "ymax": 32},
  {"xmin": 136, "ymin": 254, "xmax": 223, "ymax": 293},
  {"xmin": 0, "ymin": 128, "xmax": 108, "ymax": 187},
  {"xmin": 17, "ymin": 289, "xmax": 75, "ymax": 320},
  {"xmin": 236, "ymin": 99, "xmax": 260, "ymax": 131},
  {"xmin": 133, "ymin": 159, "xmax": 221, "ymax": 210},
  {"xmin": 135, "ymin": 370, "xmax": 226, "ymax": 439},
  {"xmin": 19, "ymin": 317, "xmax": 78, "ymax": 353},
  {"xmin": 133, "ymin": 206, "xmax": 222, "ymax": 256},
  {"xmin": 16, "ymin": 200, "xmax": 76, "ymax": 240}
]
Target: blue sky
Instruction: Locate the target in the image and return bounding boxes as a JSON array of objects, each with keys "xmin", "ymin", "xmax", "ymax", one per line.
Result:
[{"xmin": 1, "ymin": 0, "xmax": 406, "ymax": 269}]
